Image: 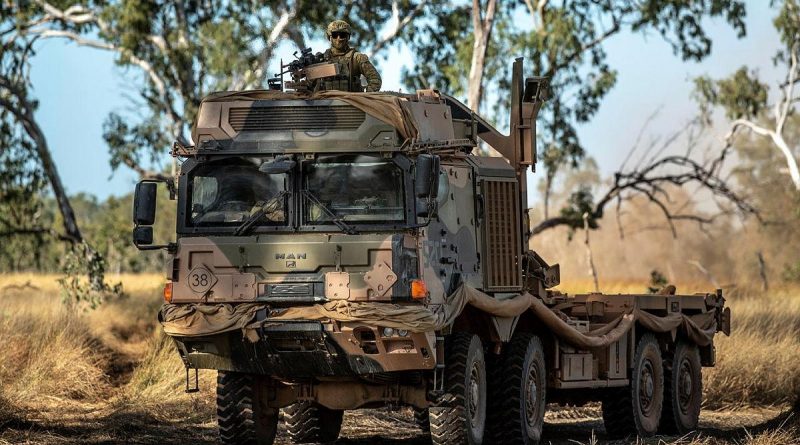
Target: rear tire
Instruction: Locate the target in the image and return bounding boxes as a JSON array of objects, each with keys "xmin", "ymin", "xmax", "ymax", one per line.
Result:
[
  {"xmin": 660, "ymin": 340, "xmax": 702, "ymax": 434},
  {"xmin": 602, "ymin": 333, "xmax": 664, "ymax": 438},
  {"xmin": 429, "ymin": 333, "xmax": 487, "ymax": 445},
  {"xmin": 487, "ymin": 333, "xmax": 546, "ymax": 445},
  {"xmin": 217, "ymin": 371, "xmax": 278, "ymax": 445},
  {"xmin": 283, "ymin": 401, "xmax": 344, "ymax": 444}
]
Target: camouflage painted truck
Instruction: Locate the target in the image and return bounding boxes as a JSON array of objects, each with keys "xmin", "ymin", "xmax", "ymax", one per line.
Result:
[{"xmin": 132, "ymin": 59, "xmax": 731, "ymax": 445}]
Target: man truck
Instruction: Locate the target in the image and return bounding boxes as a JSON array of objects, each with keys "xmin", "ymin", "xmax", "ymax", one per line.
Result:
[{"xmin": 133, "ymin": 58, "xmax": 730, "ymax": 445}]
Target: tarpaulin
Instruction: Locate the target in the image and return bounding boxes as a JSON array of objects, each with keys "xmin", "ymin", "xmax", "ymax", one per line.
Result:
[
  {"xmin": 198, "ymin": 90, "xmax": 419, "ymax": 140},
  {"xmin": 159, "ymin": 285, "xmax": 717, "ymax": 348}
]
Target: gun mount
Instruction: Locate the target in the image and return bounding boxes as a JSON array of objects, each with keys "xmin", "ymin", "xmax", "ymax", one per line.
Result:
[{"xmin": 268, "ymin": 47, "xmax": 340, "ymax": 92}]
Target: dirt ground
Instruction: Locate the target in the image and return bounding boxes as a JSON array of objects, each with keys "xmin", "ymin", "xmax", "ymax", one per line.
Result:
[{"xmin": 1, "ymin": 400, "xmax": 796, "ymax": 445}]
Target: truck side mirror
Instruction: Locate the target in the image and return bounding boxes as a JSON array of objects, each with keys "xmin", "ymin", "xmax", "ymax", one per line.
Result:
[
  {"xmin": 415, "ymin": 154, "xmax": 440, "ymax": 217},
  {"xmin": 133, "ymin": 182, "xmax": 157, "ymax": 226},
  {"xmin": 132, "ymin": 180, "xmax": 175, "ymax": 251},
  {"xmin": 133, "ymin": 226, "xmax": 154, "ymax": 245}
]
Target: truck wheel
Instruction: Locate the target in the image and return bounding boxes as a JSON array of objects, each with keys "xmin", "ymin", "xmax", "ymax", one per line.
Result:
[
  {"xmin": 488, "ymin": 333, "xmax": 546, "ymax": 445},
  {"xmin": 660, "ymin": 340, "xmax": 702, "ymax": 434},
  {"xmin": 283, "ymin": 401, "xmax": 344, "ymax": 443},
  {"xmin": 217, "ymin": 371, "xmax": 278, "ymax": 445},
  {"xmin": 429, "ymin": 333, "xmax": 487, "ymax": 445},
  {"xmin": 413, "ymin": 407, "xmax": 430, "ymax": 433},
  {"xmin": 602, "ymin": 333, "xmax": 664, "ymax": 438}
]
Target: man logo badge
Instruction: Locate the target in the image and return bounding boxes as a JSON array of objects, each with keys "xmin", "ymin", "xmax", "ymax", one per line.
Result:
[
  {"xmin": 286, "ymin": 260, "xmax": 296, "ymax": 268},
  {"xmin": 275, "ymin": 253, "xmax": 307, "ymax": 259}
]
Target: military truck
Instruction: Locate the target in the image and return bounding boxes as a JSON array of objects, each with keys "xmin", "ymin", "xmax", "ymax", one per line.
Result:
[{"xmin": 133, "ymin": 58, "xmax": 731, "ymax": 445}]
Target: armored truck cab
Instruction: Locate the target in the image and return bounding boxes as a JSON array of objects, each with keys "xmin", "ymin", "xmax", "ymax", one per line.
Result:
[{"xmin": 134, "ymin": 59, "xmax": 730, "ymax": 445}]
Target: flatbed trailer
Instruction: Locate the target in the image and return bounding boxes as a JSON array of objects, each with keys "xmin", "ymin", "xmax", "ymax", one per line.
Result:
[{"xmin": 135, "ymin": 58, "xmax": 731, "ymax": 445}]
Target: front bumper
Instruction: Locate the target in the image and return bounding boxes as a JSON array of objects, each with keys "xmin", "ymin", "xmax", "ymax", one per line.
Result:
[{"xmin": 171, "ymin": 320, "xmax": 436, "ymax": 379}]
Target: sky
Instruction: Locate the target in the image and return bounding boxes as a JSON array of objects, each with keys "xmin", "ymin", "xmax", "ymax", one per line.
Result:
[{"xmin": 29, "ymin": 1, "xmax": 783, "ymax": 202}]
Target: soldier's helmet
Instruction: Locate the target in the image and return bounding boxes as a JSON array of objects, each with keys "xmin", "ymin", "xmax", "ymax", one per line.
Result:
[{"xmin": 326, "ymin": 20, "xmax": 351, "ymax": 38}]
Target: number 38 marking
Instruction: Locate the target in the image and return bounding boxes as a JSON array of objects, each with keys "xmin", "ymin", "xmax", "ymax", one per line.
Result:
[
  {"xmin": 191, "ymin": 273, "xmax": 209, "ymax": 287},
  {"xmin": 188, "ymin": 266, "xmax": 214, "ymax": 292}
]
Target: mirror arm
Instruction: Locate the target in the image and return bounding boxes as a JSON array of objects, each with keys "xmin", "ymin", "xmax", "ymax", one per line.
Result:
[{"xmin": 135, "ymin": 242, "xmax": 177, "ymax": 253}]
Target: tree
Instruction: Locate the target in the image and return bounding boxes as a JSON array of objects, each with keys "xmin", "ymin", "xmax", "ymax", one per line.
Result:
[
  {"xmin": 1, "ymin": 15, "xmax": 119, "ymax": 305},
  {"xmin": 14, "ymin": 0, "xmax": 426, "ymax": 180},
  {"xmin": 403, "ymin": 0, "xmax": 747, "ymax": 218},
  {"xmin": 694, "ymin": 0, "xmax": 800, "ymax": 191},
  {"xmin": 0, "ymin": 35, "xmax": 83, "ymax": 244}
]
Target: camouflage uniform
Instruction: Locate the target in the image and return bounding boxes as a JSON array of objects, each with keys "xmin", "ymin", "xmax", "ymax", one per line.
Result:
[{"xmin": 314, "ymin": 20, "xmax": 382, "ymax": 93}]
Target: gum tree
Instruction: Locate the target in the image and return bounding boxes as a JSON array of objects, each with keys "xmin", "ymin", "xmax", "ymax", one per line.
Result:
[
  {"xmin": 694, "ymin": 0, "xmax": 800, "ymax": 190},
  {"xmin": 403, "ymin": 0, "xmax": 748, "ymax": 218}
]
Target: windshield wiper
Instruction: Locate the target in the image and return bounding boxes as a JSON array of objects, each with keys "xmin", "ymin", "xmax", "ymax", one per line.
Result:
[
  {"xmin": 302, "ymin": 190, "xmax": 358, "ymax": 235},
  {"xmin": 233, "ymin": 191, "xmax": 288, "ymax": 236}
]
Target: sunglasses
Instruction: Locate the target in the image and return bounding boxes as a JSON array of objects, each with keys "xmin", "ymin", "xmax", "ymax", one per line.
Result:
[{"xmin": 331, "ymin": 32, "xmax": 350, "ymax": 39}]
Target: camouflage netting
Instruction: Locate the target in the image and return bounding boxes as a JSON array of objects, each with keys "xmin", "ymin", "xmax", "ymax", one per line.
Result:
[
  {"xmin": 198, "ymin": 90, "xmax": 419, "ymax": 140},
  {"xmin": 159, "ymin": 285, "xmax": 718, "ymax": 348}
]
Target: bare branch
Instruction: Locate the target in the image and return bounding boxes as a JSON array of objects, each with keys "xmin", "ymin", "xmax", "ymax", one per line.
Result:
[
  {"xmin": 368, "ymin": 0, "xmax": 428, "ymax": 57},
  {"xmin": 531, "ymin": 122, "xmax": 759, "ymax": 238},
  {"xmin": 24, "ymin": 1, "xmax": 183, "ymax": 144},
  {"xmin": 549, "ymin": 15, "xmax": 621, "ymax": 74},
  {"xmin": 243, "ymin": 4, "xmax": 298, "ymax": 89}
]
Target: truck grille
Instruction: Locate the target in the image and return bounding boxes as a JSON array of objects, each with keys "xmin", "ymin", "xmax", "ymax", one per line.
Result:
[
  {"xmin": 482, "ymin": 179, "xmax": 522, "ymax": 291},
  {"xmin": 228, "ymin": 106, "xmax": 366, "ymax": 132}
]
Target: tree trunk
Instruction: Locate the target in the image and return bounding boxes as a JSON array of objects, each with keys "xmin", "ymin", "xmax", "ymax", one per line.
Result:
[
  {"xmin": 543, "ymin": 171, "xmax": 554, "ymax": 220},
  {"xmin": 583, "ymin": 212, "xmax": 599, "ymax": 292},
  {"xmin": 757, "ymin": 251, "xmax": 768, "ymax": 292},
  {"xmin": 770, "ymin": 132, "xmax": 800, "ymax": 191},
  {"xmin": 467, "ymin": 0, "xmax": 497, "ymax": 113},
  {"xmin": 17, "ymin": 104, "xmax": 83, "ymax": 243}
]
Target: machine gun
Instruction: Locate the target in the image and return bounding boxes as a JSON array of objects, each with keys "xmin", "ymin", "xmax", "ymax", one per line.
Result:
[{"xmin": 268, "ymin": 47, "xmax": 340, "ymax": 92}]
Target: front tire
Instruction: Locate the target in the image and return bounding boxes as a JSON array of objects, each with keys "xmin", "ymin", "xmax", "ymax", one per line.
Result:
[
  {"xmin": 488, "ymin": 333, "xmax": 546, "ymax": 445},
  {"xmin": 602, "ymin": 333, "xmax": 664, "ymax": 438},
  {"xmin": 429, "ymin": 333, "xmax": 487, "ymax": 445},
  {"xmin": 660, "ymin": 340, "xmax": 702, "ymax": 434},
  {"xmin": 217, "ymin": 371, "xmax": 278, "ymax": 445},
  {"xmin": 283, "ymin": 401, "xmax": 344, "ymax": 444}
]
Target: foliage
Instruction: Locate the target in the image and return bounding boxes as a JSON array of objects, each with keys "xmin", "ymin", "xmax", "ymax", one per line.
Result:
[
  {"xmin": 647, "ymin": 269, "xmax": 669, "ymax": 293},
  {"xmin": 0, "ymin": 114, "xmax": 49, "ymax": 270},
  {"xmin": 558, "ymin": 185, "xmax": 597, "ymax": 240},
  {"xmin": 57, "ymin": 242, "xmax": 124, "ymax": 309},
  {"xmin": 783, "ymin": 262, "xmax": 800, "ymax": 282},
  {"xmin": 693, "ymin": 67, "xmax": 769, "ymax": 122}
]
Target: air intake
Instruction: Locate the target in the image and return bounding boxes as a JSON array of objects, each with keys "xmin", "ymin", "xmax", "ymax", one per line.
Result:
[
  {"xmin": 228, "ymin": 105, "xmax": 366, "ymax": 132},
  {"xmin": 482, "ymin": 179, "xmax": 522, "ymax": 291}
]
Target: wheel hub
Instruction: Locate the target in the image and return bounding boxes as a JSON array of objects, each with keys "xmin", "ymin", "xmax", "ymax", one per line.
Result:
[
  {"xmin": 678, "ymin": 359, "xmax": 693, "ymax": 414},
  {"xmin": 468, "ymin": 362, "xmax": 481, "ymax": 423},
  {"xmin": 525, "ymin": 364, "xmax": 539, "ymax": 429},
  {"xmin": 639, "ymin": 361, "xmax": 655, "ymax": 414}
]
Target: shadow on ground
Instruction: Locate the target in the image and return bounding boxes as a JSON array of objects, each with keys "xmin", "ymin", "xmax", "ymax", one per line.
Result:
[{"xmin": 2, "ymin": 402, "xmax": 797, "ymax": 444}]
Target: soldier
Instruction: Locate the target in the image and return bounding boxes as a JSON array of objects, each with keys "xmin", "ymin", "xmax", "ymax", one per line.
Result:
[{"xmin": 314, "ymin": 20, "xmax": 382, "ymax": 93}]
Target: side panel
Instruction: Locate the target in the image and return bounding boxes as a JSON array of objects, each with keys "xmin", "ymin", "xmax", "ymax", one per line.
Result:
[{"xmin": 421, "ymin": 163, "xmax": 481, "ymax": 299}]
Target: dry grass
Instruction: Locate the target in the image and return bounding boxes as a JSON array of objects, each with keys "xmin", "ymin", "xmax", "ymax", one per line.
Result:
[
  {"xmin": 113, "ymin": 330, "xmax": 215, "ymax": 422},
  {"xmin": 0, "ymin": 274, "xmax": 797, "ymax": 444},
  {"xmin": 0, "ymin": 292, "xmax": 108, "ymax": 406}
]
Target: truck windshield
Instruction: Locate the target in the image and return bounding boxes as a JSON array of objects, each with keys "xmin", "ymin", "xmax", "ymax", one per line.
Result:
[
  {"xmin": 303, "ymin": 155, "xmax": 404, "ymax": 224},
  {"xmin": 189, "ymin": 160, "xmax": 288, "ymax": 227}
]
